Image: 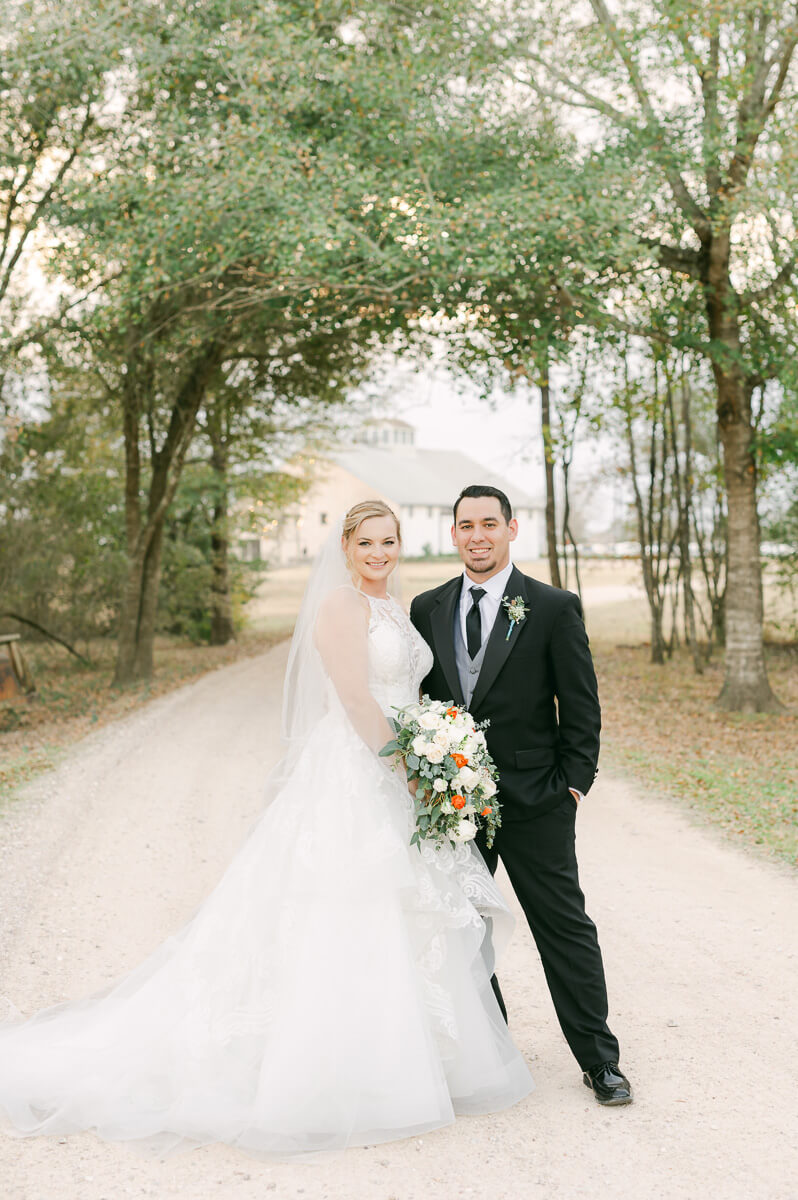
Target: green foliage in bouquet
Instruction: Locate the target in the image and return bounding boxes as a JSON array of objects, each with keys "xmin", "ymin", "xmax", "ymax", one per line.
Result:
[{"xmin": 380, "ymin": 697, "xmax": 501, "ymax": 850}]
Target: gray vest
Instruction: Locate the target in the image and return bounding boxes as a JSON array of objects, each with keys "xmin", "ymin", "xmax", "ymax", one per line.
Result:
[{"xmin": 454, "ymin": 608, "xmax": 490, "ymax": 708}]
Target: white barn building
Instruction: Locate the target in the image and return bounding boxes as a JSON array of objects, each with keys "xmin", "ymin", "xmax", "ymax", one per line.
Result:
[{"xmin": 243, "ymin": 419, "xmax": 544, "ymax": 564}]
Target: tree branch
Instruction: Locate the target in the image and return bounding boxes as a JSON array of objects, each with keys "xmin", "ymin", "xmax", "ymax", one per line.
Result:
[
  {"xmin": 727, "ymin": 25, "xmax": 798, "ymax": 194},
  {"xmin": 552, "ymin": 281, "xmax": 709, "ymax": 356},
  {"xmin": 505, "ymin": 60, "xmax": 634, "ymax": 128},
  {"xmin": 637, "ymin": 236, "xmax": 703, "ymax": 279},
  {"xmin": 741, "ymin": 253, "xmax": 798, "ymax": 305},
  {"xmin": 3, "ymin": 269, "xmax": 122, "ymax": 354},
  {"xmin": 587, "ymin": 0, "xmax": 711, "ymax": 241},
  {"xmin": 700, "ymin": 33, "xmax": 723, "ymax": 199},
  {"xmin": 0, "ymin": 139, "xmax": 47, "ymax": 275},
  {"xmin": 588, "ymin": 0, "xmax": 656, "ymax": 118},
  {"xmin": 0, "ymin": 106, "xmax": 94, "ymax": 303},
  {"xmin": 0, "ymin": 612, "xmax": 90, "ymax": 665},
  {"xmin": 762, "ymin": 28, "xmax": 798, "ymax": 115}
]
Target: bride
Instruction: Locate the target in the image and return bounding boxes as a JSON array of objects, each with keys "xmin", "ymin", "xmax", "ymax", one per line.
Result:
[{"xmin": 0, "ymin": 499, "xmax": 532, "ymax": 1158}]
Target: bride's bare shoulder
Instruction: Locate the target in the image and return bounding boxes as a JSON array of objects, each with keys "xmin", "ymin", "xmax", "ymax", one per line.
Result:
[{"xmin": 316, "ymin": 586, "xmax": 370, "ymax": 634}]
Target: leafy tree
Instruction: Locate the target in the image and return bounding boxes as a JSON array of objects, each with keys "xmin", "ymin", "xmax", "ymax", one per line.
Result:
[
  {"xmin": 494, "ymin": 0, "xmax": 798, "ymax": 709},
  {"xmin": 193, "ymin": 320, "xmax": 374, "ymax": 644},
  {"xmin": 156, "ymin": 462, "xmax": 300, "ymax": 645},
  {"xmin": 33, "ymin": 2, "xmax": 403, "ymax": 682},
  {"xmin": 0, "ymin": 385, "xmax": 126, "ymax": 650},
  {"xmin": 0, "ymin": 1, "xmax": 127, "ymax": 350},
  {"xmin": 606, "ymin": 342, "xmax": 716, "ymax": 668},
  {"xmin": 36, "ymin": 0, "xmax": 535, "ymax": 682}
]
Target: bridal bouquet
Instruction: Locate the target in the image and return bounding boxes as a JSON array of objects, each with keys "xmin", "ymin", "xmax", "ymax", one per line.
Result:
[{"xmin": 380, "ymin": 697, "xmax": 501, "ymax": 849}]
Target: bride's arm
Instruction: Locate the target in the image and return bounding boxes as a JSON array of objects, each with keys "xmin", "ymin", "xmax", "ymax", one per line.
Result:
[{"xmin": 315, "ymin": 587, "xmax": 394, "ymax": 756}]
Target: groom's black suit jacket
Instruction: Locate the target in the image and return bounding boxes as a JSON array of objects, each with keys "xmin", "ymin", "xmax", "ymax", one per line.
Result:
[{"xmin": 409, "ymin": 566, "xmax": 601, "ymax": 820}]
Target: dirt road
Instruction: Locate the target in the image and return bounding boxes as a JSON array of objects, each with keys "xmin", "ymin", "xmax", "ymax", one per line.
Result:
[{"xmin": 1, "ymin": 643, "xmax": 795, "ymax": 1200}]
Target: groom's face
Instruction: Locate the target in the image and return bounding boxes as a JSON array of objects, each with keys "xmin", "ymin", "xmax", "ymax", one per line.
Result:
[{"xmin": 451, "ymin": 497, "xmax": 518, "ymax": 580}]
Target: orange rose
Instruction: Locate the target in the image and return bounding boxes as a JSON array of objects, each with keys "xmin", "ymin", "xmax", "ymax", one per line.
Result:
[
  {"xmin": 452, "ymin": 753, "xmax": 469, "ymax": 768},
  {"xmin": 481, "ymin": 806, "xmax": 492, "ymax": 817},
  {"xmin": 446, "ymin": 707, "xmax": 459, "ymax": 718},
  {"xmin": 452, "ymin": 795, "xmax": 466, "ymax": 810}
]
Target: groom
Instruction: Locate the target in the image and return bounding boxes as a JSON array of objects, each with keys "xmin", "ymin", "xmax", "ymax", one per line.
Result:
[{"xmin": 409, "ymin": 484, "xmax": 632, "ymax": 1106}]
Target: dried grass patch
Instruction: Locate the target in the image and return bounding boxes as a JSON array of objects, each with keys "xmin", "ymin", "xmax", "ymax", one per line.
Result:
[{"xmin": 594, "ymin": 642, "xmax": 798, "ymax": 866}]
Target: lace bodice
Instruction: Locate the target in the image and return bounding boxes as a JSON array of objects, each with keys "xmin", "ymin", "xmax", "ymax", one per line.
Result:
[{"xmin": 365, "ymin": 594, "xmax": 434, "ymax": 716}]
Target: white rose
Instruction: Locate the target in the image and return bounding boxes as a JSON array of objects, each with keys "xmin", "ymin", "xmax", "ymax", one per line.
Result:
[
  {"xmin": 425, "ymin": 744, "xmax": 444, "ymax": 764},
  {"xmin": 432, "ymin": 778, "xmax": 448, "ymax": 793},
  {"xmin": 432, "ymin": 729, "xmax": 451, "ymax": 750},
  {"xmin": 481, "ymin": 777, "xmax": 497, "ymax": 798},
  {"xmin": 454, "ymin": 819, "xmax": 478, "ymax": 842},
  {"xmin": 411, "ymin": 735, "xmax": 427, "ymax": 757},
  {"xmin": 456, "ymin": 765, "xmax": 478, "ymax": 790},
  {"xmin": 419, "ymin": 711, "xmax": 440, "ymax": 730}
]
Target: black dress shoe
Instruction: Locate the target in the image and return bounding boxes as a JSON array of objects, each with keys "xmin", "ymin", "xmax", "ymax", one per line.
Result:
[{"xmin": 583, "ymin": 1061, "xmax": 633, "ymax": 1106}]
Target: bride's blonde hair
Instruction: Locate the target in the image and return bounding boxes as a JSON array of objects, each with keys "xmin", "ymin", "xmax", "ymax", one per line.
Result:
[{"xmin": 342, "ymin": 499, "xmax": 402, "ymax": 545}]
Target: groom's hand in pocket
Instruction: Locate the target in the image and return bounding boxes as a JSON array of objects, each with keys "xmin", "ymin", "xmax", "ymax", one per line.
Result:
[{"xmin": 568, "ymin": 788, "xmax": 583, "ymax": 806}]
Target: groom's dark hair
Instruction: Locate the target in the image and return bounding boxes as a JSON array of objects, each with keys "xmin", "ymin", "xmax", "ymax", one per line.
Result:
[{"xmin": 453, "ymin": 485, "xmax": 513, "ymax": 525}]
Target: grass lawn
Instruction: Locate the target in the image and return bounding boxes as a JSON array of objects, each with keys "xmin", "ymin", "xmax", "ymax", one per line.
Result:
[
  {"xmin": 2, "ymin": 556, "xmax": 796, "ymax": 866},
  {"xmin": 594, "ymin": 643, "xmax": 797, "ymax": 867}
]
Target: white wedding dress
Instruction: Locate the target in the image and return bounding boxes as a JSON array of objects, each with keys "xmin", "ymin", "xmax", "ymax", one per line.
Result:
[{"xmin": 0, "ymin": 589, "xmax": 532, "ymax": 1159}]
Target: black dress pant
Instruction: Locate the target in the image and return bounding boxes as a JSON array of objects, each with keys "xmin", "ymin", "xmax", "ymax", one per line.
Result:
[{"xmin": 477, "ymin": 793, "xmax": 620, "ymax": 1071}]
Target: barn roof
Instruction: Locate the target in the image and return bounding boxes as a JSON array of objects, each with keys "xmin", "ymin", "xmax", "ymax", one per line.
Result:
[{"xmin": 330, "ymin": 446, "xmax": 541, "ymax": 510}]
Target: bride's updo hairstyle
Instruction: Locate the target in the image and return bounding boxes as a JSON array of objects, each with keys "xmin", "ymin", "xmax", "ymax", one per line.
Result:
[{"xmin": 341, "ymin": 499, "xmax": 402, "ymax": 551}]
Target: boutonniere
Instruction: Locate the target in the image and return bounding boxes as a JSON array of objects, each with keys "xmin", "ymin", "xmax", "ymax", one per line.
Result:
[{"xmin": 502, "ymin": 595, "xmax": 529, "ymax": 640}]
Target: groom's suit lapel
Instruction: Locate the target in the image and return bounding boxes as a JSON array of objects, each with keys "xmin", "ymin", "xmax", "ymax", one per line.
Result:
[
  {"xmin": 469, "ymin": 565, "xmax": 531, "ymax": 713},
  {"xmin": 429, "ymin": 576, "xmax": 465, "ymax": 707}
]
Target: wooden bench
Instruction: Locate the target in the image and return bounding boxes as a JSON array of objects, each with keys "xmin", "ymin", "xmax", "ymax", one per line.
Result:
[{"xmin": 0, "ymin": 634, "xmax": 36, "ymax": 700}]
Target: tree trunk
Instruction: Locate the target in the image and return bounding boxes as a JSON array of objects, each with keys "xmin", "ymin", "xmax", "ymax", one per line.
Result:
[
  {"xmin": 713, "ymin": 368, "xmax": 780, "ymax": 710},
  {"xmin": 690, "ymin": 446, "xmax": 726, "ymax": 656},
  {"xmin": 704, "ymin": 244, "xmax": 780, "ymax": 710},
  {"xmin": 669, "ymin": 368, "xmax": 702, "ymax": 674},
  {"xmin": 208, "ymin": 406, "xmax": 235, "ymax": 646},
  {"xmin": 711, "ymin": 582, "xmax": 726, "ymax": 648},
  {"xmin": 113, "ymin": 520, "xmax": 167, "ymax": 685},
  {"xmin": 113, "ymin": 352, "xmax": 146, "ymax": 687},
  {"xmin": 646, "ymin": 379, "xmax": 668, "ymax": 665},
  {"xmin": 113, "ymin": 338, "xmax": 224, "ymax": 686},
  {"xmin": 539, "ymin": 345, "xmax": 562, "ymax": 589},
  {"xmin": 113, "ymin": 514, "xmax": 168, "ymax": 686},
  {"xmin": 623, "ymin": 396, "xmax": 666, "ymax": 663},
  {"xmin": 680, "ymin": 520, "xmax": 701, "ymax": 672},
  {"xmin": 133, "ymin": 518, "xmax": 166, "ymax": 679},
  {"xmin": 113, "ymin": 551, "xmax": 146, "ymax": 686},
  {"xmin": 560, "ymin": 447, "xmax": 583, "ymax": 602},
  {"xmin": 710, "ymin": 451, "xmax": 727, "ymax": 648}
]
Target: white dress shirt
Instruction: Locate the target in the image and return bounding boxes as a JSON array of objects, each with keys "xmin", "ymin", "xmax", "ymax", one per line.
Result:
[
  {"xmin": 458, "ymin": 561, "xmax": 584, "ymax": 805},
  {"xmin": 458, "ymin": 560, "xmax": 514, "ymax": 651}
]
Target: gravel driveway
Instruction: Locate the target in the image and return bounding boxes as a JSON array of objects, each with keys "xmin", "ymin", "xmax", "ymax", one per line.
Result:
[{"xmin": 1, "ymin": 643, "xmax": 795, "ymax": 1200}]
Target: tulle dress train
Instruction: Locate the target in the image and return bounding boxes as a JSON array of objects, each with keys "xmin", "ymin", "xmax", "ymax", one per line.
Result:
[{"xmin": 0, "ymin": 591, "xmax": 532, "ymax": 1158}]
